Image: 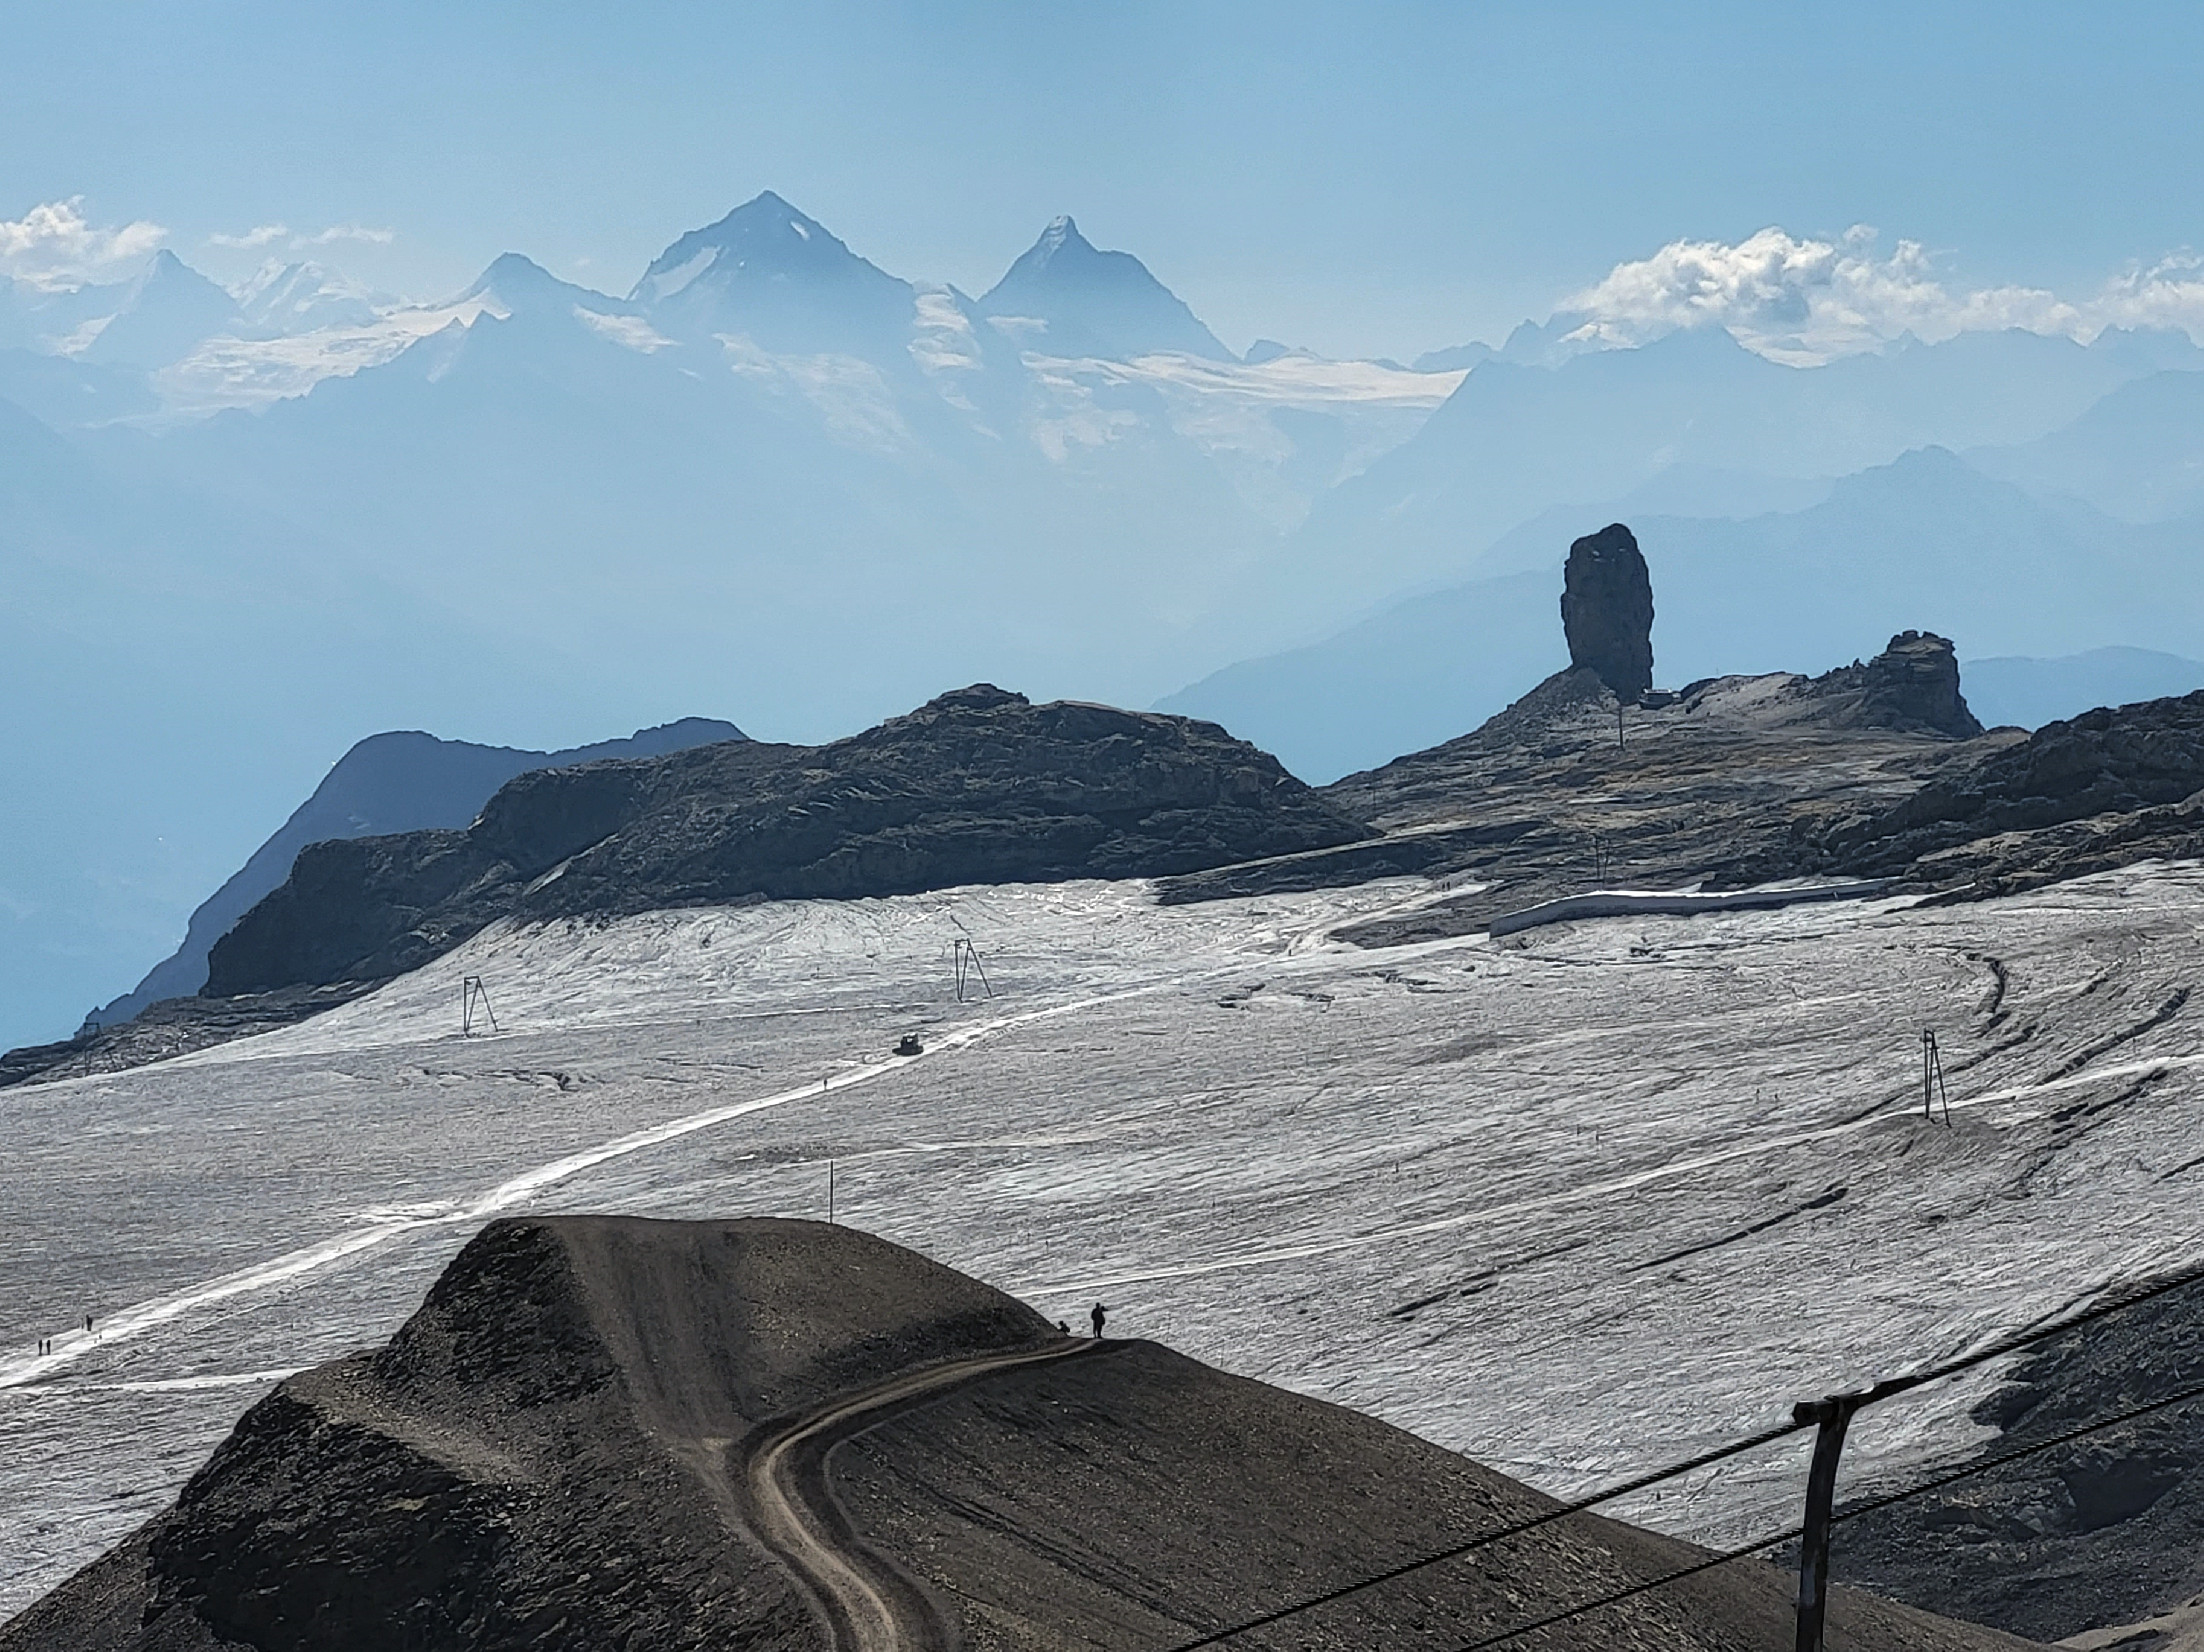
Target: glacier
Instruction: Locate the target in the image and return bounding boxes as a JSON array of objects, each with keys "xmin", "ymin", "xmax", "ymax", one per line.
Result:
[{"xmin": 6, "ymin": 863, "xmax": 2202, "ymax": 1616}]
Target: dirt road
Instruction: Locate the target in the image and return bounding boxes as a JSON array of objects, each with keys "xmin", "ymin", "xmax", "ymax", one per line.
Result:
[{"xmin": 743, "ymin": 1337, "xmax": 1104, "ymax": 1652}]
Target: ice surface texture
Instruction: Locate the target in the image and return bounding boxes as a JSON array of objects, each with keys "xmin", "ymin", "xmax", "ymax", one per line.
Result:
[{"xmin": 7, "ymin": 864, "xmax": 2204, "ymax": 1624}]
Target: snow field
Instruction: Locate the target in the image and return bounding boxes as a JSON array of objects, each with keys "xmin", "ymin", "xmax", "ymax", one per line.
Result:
[{"xmin": 6, "ymin": 867, "xmax": 2204, "ymax": 1616}]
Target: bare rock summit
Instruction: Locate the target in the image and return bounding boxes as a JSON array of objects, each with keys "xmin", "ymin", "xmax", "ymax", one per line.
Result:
[
  {"xmin": 1560, "ymin": 523, "xmax": 1654, "ymax": 703},
  {"xmin": 1790, "ymin": 630, "xmax": 1984, "ymax": 739}
]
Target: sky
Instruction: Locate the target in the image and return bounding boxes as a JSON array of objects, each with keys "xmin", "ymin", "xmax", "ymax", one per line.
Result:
[{"xmin": 5, "ymin": 0, "xmax": 2204, "ymax": 361}]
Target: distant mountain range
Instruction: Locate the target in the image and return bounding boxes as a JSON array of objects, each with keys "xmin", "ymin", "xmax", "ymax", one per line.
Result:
[
  {"xmin": 5, "ymin": 188, "xmax": 2204, "ymax": 1048},
  {"xmin": 1962, "ymin": 646, "xmax": 2204, "ymax": 731}
]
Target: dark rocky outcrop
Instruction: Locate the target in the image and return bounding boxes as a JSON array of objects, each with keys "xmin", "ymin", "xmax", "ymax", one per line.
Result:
[
  {"xmin": 1294, "ymin": 655, "xmax": 2005, "ymax": 944},
  {"xmin": 1162, "ymin": 541, "xmax": 2010, "ymax": 921},
  {"xmin": 1839, "ymin": 690, "xmax": 2204, "ymax": 858},
  {"xmin": 1560, "ymin": 522, "xmax": 1654, "ymax": 702},
  {"xmin": 202, "ymin": 686, "xmax": 1369, "ymax": 997},
  {"xmin": 1778, "ymin": 631, "xmax": 1984, "ymax": 739},
  {"xmin": 1168, "ymin": 628, "xmax": 2004, "ymax": 918},
  {"xmin": 5, "ymin": 1217, "xmax": 2039, "ymax": 1652},
  {"xmin": 1770, "ymin": 688, "xmax": 2204, "ymax": 895},
  {"xmin": 88, "ymin": 718, "xmax": 747, "ymax": 1033}
]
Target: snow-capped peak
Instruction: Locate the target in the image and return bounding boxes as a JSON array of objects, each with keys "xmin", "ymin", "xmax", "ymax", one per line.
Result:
[
  {"xmin": 627, "ymin": 191, "xmax": 914, "ymax": 354},
  {"xmin": 233, "ymin": 259, "xmax": 385, "ymax": 334},
  {"xmin": 459, "ymin": 252, "xmax": 625, "ymax": 319},
  {"xmin": 629, "ymin": 192, "xmax": 890, "ymax": 305},
  {"xmin": 977, "ymin": 216, "xmax": 1231, "ymax": 362}
]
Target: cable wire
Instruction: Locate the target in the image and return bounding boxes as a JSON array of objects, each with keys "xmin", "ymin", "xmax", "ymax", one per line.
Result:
[
  {"xmin": 1440, "ymin": 1376, "xmax": 2204, "ymax": 1652},
  {"xmin": 1157, "ymin": 1418, "xmax": 1811, "ymax": 1652},
  {"xmin": 1827, "ymin": 1252, "xmax": 2204, "ymax": 1412},
  {"xmin": 1444, "ymin": 1527, "xmax": 1800, "ymax": 1652},
  {"xmin": 1833, "ymin": 1375, "xmax": 2204, "ymax": 1529},
  {"xmin": 1157, "ymin": 1253, "xmax": 2204, "ymax": 1652}
]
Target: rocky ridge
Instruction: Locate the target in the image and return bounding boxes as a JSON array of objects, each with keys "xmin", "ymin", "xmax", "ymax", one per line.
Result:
[
  {"xmin": 3, "ymin": 1216, "xmax": 2041, "ymax": 1652},
  {"xmin": 90, "ymin": 717, "xmax": 747, "ymax": 1033},
  {"xmin": 1161, "ymin": 630, "xmax": 2007, "ymax": 936},
  {"xmin": 1760, "ymin": 690, "xmax": 2204, "ymax": 898},
  {"xmin": 201, "ymin": 685, "xmax": 1368, "ymax": 997}
]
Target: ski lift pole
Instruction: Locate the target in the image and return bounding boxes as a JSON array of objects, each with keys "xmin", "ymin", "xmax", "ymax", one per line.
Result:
[
  {"xmin": 1922, "ymin": 1029, "xmax": 1950, "ymax": 1124},
  {"xmin": 1792, "ymin": 1391, "xmax": 1865, "ymax": 1652}
]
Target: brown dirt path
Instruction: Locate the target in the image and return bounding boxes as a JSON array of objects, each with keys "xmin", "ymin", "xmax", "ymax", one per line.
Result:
[{"xmin": 743, "ymin": 1336, "xmax": 1104, "ymax": 1652}]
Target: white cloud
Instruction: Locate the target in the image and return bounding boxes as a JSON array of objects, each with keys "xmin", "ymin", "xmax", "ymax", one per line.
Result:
[
  {"xmin": 0, "ymin": 198, "xmax": 165, "ymax": 290},
  {"xmin": 292, "ymin": 224, "xmax": 395, "ymax": 248},
  {"xmin": 1561, "ymin": 227, "xmax": 2204, "ymax": 365},
  {"xmin": 207, "ymin": 224, "xmax": 289, "ymax": 249},
  {"xmin": 2086, "ymin": 253, "xmax": 2204, "ymax": 338}
]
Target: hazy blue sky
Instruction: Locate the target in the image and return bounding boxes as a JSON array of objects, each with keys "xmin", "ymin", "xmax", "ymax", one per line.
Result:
[{"xmin": 5, "ymin": 0, "xmax": 2203, "ymax": 359}]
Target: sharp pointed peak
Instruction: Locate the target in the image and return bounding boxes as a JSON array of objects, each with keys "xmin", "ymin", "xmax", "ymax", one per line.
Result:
[
  {"xmin": 460, "ymin": 252, "xmax": 624, "ymax": 317},
  {"xmin": 977, "ymin": 215, "xmax": 1230, "ymax": 361},
  {"xmin": 136, "ymin": 248, "xmax": 216, "ymax": 287},
  {"xmin": 463, "ymin": 251, "xmax": 563, "ymax": 299},
  {"xmin": 1026, "ymin": 215, "xmax": 1099, "ymax": 261},
  {"xmin": 127, "ymin": 247, "xmax": 227, "ymax": 298},
  {"xmin": 700, "ymin": 190, "xmax": 832, "ymax": 241},
  {"xmin": 629, "ymin": 189, "xmax": 911, "ymax": 334}
]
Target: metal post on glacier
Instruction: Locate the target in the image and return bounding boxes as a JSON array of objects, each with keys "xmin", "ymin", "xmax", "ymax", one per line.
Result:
[
  {"xmin": 949, "ymin": 915, "xmax": 993, "ymax": 1002},
  {"xmin": 461, "ymin": 976, "xmax": 499, "ymax": 1037},
  {"xmin": 1793, "ymin": 1391, "xmax": 1864, "ymax": 1652},
  {"xmin": 1921, "ymin": 1029, "xmax": 1949, "ymax": 1123}
]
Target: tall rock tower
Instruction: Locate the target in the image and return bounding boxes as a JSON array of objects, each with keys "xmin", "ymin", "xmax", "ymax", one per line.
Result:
[{"xmin": 1560, "ymin": 523, "xmax": 1654, "ymax": 703}]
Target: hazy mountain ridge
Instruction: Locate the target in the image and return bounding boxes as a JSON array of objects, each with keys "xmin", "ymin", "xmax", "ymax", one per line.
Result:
[{"xmin": 7, "ymin": 189, "xmax": 2204, "ymax": 1050}]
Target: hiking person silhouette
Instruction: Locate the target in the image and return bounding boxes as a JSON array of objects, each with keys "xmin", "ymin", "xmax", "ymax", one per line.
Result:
[{"xmin": 1090, "ymin": 1303, "xmax": 1107, "ymax": 1339}]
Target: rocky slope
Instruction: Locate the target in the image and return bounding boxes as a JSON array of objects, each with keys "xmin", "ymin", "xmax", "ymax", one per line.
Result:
[
  {"xmin": 1159, "ymin": 508, "xmax": 2001, "ymax": 929},
  {"xmin": 201, "ymin": 685, "xmax": 1369, "ymax": 997},
  {"xmin": 1763, "ymin": 689, "xmax": 2204, "ymax": 898},
  {"xmin": 4, "ymin": 1216, "xmax": 2042, "ymax": 1652},
  {"xmin": 89, "ymin": 718, "xmax": 746, "ymax": 1032},
  {"xmin": 1824, "ymin": 1275, "xmax": 2204, "ymax": 1644},
  {"xmin": 1161, "ymin": 630, "xmax": 2006, "ymax": 934}
]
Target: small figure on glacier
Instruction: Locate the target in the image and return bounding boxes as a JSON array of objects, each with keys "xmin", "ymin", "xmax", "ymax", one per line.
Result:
[{"xmin": 1090, "ymin": 1303, "xmax": 1108, "ymax": 1339}]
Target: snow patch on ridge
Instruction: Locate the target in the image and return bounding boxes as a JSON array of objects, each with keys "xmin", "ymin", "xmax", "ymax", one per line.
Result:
[
  {"xmin": 152, "ymin": 300, "xmax": 498, "ymax": 413},
  {"xmin": 575, "ymin": 307, "xmax": 674, "ymax": 353}
]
